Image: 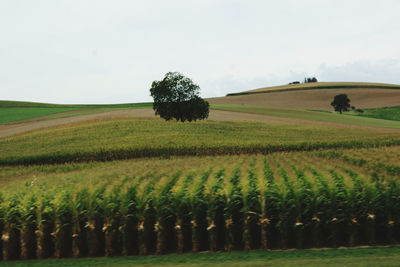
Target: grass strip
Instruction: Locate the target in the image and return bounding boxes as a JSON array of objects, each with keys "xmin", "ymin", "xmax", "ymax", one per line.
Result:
[{"xmin": 1, "ymin": 246, "xmax": 400, "ymax": 266}]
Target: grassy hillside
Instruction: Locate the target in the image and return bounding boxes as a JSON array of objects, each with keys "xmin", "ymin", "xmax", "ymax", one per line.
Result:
[
  {"xmin": 0, "ymin": 100, "xmax": 152, "ymax": 124},
  {"xmin": 227, "ymin": 81, "xmax": 400, "ymax": 96},
  {"xmin": 1, "ymin": 118, "xmax": 399, "ymax": 165}
]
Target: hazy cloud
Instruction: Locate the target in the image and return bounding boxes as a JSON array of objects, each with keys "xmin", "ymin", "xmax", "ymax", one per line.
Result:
[
  {"xmin": 317, "ymin": 60, "xmax": 400, "ymax": 84},
  {"xmin": 1, "ymin": 0, "xmax": 400, "ymax": 103}
]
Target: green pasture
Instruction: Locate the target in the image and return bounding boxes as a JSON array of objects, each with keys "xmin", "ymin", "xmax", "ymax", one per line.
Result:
[
  {"xmin": 2, "ymin": 246, "xmax": 400, "ymax": 267},
  {"xmin": 351, "ymin": 106, "xmax": 400, "ymax": 121},
  {"xmin": 0, "ymin": 100, "xmax": 152, "ymax": 109},
  {"xmin": 1, "ymin": 118, "xmax": 399, "ymax": 165},
  {"xmin": 0, "ymin": 107, "xmax": 83, "ymax": 124},
  {"xmin": 0, "ymin": 101, "xmax": 152, "ymax": 124},
  {"xmin": 211, "ymin": 104, "xmax": 400, "ymax": 128}
]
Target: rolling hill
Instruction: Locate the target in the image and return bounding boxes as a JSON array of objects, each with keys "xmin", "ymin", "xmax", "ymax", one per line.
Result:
[{"xmin": 207, "ymin": 81, "xmax": 400, "ymax": 110}]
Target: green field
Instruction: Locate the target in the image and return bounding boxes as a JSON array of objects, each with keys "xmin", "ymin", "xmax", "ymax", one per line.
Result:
[
  {"xmin": 0, "ymin": 100, "xmax": 153, "ymax": 108},
  {"xmin": 1, "ymin": 118, "xmax": 399, "ymax": 165},
  {"xmin": 227, "ymin": 81, "xmax": 400, "ymax": 96},
  {"xmin": 351, "ymin": 106, "xmax": 400, "ymax": 121},
  {"xmin": 211, "ymin": 104, "xmax": 400, "ymax": 128},
  {"xmin": 0, "ymin": 101, "xmax": 152, "ymax": 124},
  {"xmin": 0, "ymin": 107, "xmax": 87, "ymax": 124}
]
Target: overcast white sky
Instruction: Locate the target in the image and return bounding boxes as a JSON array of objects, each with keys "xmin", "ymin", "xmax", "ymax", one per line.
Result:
[{"xmin": 1, "ymin": 0, "xmax": 400, "ymax": 104}]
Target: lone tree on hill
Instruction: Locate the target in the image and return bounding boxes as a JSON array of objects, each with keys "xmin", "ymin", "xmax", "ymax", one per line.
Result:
[
  {"xmin": 331, "ymin": 94, "xmax": 351, "ymax": 114},
  {"xmin": 150, "ymin": 72, "xmax": 209, "ymax": 122}
]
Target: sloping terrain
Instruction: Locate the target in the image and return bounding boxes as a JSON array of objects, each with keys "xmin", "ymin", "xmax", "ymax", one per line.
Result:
[
  {"xmin": 2, "ymin": 109, "xmax": 400, "ymax": 140},
  {"xmin": 208, "ymin": 88, "xmax": 400, "ymax": 110},
  {"xmin": 228, "ymin": 81, "xmax": 400, "ymax": 95},
  {"xmin": 208, "ymin": 82, "xmax": 400, "ymax": 110}
]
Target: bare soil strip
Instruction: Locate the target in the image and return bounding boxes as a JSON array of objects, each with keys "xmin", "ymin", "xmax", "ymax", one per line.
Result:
[{"xmin": 1, "ymin": 108, "xmax": 399, "ymax": 139}]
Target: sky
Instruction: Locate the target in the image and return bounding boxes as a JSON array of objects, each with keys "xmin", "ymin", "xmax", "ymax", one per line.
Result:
[{"xmin": 1, "ymin": 0, "xmax": 400, "ymax": 104}]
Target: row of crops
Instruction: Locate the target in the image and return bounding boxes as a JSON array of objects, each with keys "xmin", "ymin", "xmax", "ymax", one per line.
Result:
[
  {"xmin": 2, "ymin": 117, "xmax": 400, "ymax": 166},
  {"xmin": 2, "ymin": 139, "xmax": 400, "ymax": 166},
  {"xmin": 1, "ymin": 156, "xmax": 400, "ymax": 261}
]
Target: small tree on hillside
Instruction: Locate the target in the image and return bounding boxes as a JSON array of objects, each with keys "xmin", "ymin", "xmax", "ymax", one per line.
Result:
[
  {"xmin": 331, "ymin": 94, "xmax": 351, "ymax": 114},
  {"xmin": 150, "ymin": 72, "xmax": 209, "ymax": 122}
]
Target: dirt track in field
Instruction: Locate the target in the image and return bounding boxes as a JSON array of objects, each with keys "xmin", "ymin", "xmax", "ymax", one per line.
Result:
[
  {"xmin": 207, "ymin": 89, "xmax": 400, "ymax": 110},
  {"xmin": 1, "ymin": 108, "xmax": 399, "ymax": 139}
]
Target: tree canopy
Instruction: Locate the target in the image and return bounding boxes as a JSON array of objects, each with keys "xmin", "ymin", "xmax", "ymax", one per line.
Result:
[
  {"xmin": 150, "ymin": 72, "xmax": 209, "ymax": 122},
  {"xmin": 331, "ymin": 94, "xmax": 351, "ymax": 114}
]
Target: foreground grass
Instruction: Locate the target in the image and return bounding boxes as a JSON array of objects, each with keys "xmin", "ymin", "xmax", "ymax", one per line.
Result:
[
  {"xmin": 0, "ymin": 101, "xmax": 152, "ymax": 124},
  {"xmin": 2, "ymin": 246, "xmax": 400, "ymax": 266},
  {"xmin": 211, "ymin": 104, "xmax": 400, "ymax": 128},
  {"xmin": 1, "ymin": 118, "xmax": 399, "ymax": 165}
]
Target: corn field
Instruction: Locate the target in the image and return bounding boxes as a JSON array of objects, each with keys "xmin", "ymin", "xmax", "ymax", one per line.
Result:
[{"xmin": 1, "ymin": 155, "xmax": 400, "ymax": 261}]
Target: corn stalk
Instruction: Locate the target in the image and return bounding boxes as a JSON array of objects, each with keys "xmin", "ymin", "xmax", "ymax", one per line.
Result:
[
  {"xmin": 20, "ymin": 193, "xmax": 37, "ymax": 259},
  {"xmin": 244, "ymin": 159, "xmax": 261, "ymax": 250},
  {"xmin": 3, "ymin": 194, "xmax": 21, "ymax": 260},
  {"xmin": 73, "ymin": 188, "xmax": 90, "ymax": 257},
  {"xmin": 208, "ymin": 169, "xmax": 226, "ymax": 251},
  {"xmin": 225, "ymin": 167, "xmax": 244, "ymax": 251},
  {"xmin": 54, "ymin": 191, "xmax": 73, "ymax": 258},
  {"xmin": 191, "ymin": 170, "xmax": 211, "ymax": 252},
  {"xmin": 121, "ymin": 184, "xmax": 139, "ymax": 255}
]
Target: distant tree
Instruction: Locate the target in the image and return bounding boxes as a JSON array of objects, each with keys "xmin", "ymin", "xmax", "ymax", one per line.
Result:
[
  {"xmin": 331, "ymin": 94, "xmax": 351, "ymax": 114},
  {"xmin": 150, "ymin": 72, "xmax": 209, "ymax": 122},
  {"xmin": 304, "ymin": 77, "xmax": 318, "ymax": 83}
]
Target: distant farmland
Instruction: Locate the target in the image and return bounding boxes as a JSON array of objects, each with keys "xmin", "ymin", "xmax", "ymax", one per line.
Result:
[{"xmin": 208, "ymin": 82, "xmax": 400, "ymax": 110}]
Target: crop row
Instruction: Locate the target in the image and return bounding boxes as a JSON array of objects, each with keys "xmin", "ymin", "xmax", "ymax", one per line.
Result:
[
  {"xmin": 1, "ymin": 159, "xmax": 400, "ymax": 261},
  {"xmin": 2, "ymin": 139, "xmax": 400, "ymax": 166},
  {"xmin": 315, "ymin": 150, "xmax": 400, "ymax": 177}
]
